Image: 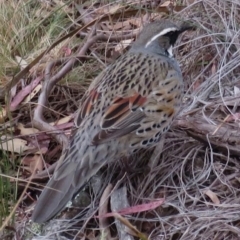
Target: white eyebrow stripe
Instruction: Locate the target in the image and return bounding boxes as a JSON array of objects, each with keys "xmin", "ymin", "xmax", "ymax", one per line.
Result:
[{"xmin": 145, "ymin": 27, "xmax": 178, "ymax": 48}]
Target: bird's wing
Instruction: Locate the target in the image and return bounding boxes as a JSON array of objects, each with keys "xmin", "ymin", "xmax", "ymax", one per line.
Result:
[
  {"xmin": 74, "ymin": 56, "xmax": 180, "ymax": 146},
  {"xmin": 92, "ymin": 94, "xmax": 147, "ymax": 144},
  {"xmin": 75, "ymin": 79, "xmax": 148, "ymax": 144},
  {"xmin": 75, "ymin": 88, "xmax": 102, "ymax": 126}
]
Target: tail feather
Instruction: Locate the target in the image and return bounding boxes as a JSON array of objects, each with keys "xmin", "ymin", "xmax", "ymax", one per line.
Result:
[
  {"xmin": 31, "ymin": 135, "xmax": 109, "ymax": 224},
  {"xmin": 32, "ymin": 159, "xmax": 105, "ymax": 223},
  {"xmin": 32, "ymin": 173, "xmax": 77, "ymax": 223}
]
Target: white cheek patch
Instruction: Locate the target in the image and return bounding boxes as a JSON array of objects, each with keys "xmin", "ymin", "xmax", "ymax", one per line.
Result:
[
  {"xmin": 167, "ymin": 45, "xmax": 173, "ymax": 57},
  {"xmin": 145, "ymin": 27, "xmax": 178, "ymax": 48}
]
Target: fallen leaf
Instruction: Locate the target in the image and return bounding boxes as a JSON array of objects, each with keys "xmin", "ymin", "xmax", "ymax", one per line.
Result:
[
  {"xmin": 50, "ymin": 115, "xmax": 73, "ymax": 126},
  {"xmin": 113, "ymin": 213, "xmax": 148, "ymax": 240},
  {"xmin": 0, "ymin": 137, "xmax": 35, "ymax": 153},
  {"xmin": 109, "ymin": 4, "xmax": 122, "ymax": 14},
  {"xmin": 203, "ymin": 189, "xmax": 220, "ymax": 204},
  {"xmin": 128, "ymin": 18, "xmax": 142, "ymax": 27},
  {"xmin": 97, "ymin": 199, "xmax": 164, "ymax": 218},
  {"xmin": 22, "ymin": 84, "xmax": 42, "ymax": 104},
  {"xmin": 161, "ymin": 1, "xmax": 171, "ymax": 7},
  {"xmin": 10, "ymin": 76, "xmax": 42, "ymax": 111},
  {"xmin": 17, "ymin": 123, "xmax": 39, "ymax": 135},
  {"xmin": 192, "ymin": 78, "xmax": 203, "ymax": 91},
  {"xmin": 115, "ymin": 39, "xmax": 134, "ymax": 53},
  {"xmin": 109, "ymin": 21, "xmax": 129, "ymax": 31},
  {"xmin": 118, "ymin": 199, "xmax": 164, "ymax": 215}
]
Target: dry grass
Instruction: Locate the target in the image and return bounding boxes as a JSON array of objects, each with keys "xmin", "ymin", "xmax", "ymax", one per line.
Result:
[{"xmin": 1, "ymin": 0, "xmax": 240, "ymax": 239}]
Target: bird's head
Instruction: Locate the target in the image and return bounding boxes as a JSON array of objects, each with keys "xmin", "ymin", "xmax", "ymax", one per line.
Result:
[{"xmin": 132, "ymin": 20, "xmax": 193, "ymax": 57}]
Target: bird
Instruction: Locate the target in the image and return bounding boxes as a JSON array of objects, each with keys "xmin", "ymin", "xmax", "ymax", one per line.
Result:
[{"xmin": 32, "ymin": 19, "xmax": 191, "ymax": 223}]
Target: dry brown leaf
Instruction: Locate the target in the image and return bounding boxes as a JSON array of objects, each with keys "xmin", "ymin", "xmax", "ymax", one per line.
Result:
[
  {"xmin": 17, "ymin": 123, "xmax": 39, "ymax": 135},
  {"xmin": 109, "ymin": 21, "xmax": 129, "ymax": 31},
  {"xmin": 50, "ymin": 115, "xmax": 73, "ymax": 126},
  {"xmin": 203, "ymin": 189, "xmax": 220, "ymax": 204},
  {"xmin": 192, "ymin": 78, "xmax": 203, "ymax": 91},
  {"xmin": 115, "ymin": 39, "xmax": 134, "ymax": 53},
  {"xmin": 22, "ymin": 84, "xmax": 42, "ymax": 104},
  {"xmin": 113, "ymin": 212, "xmax": 148, "ymax": 240},
  {"xmin": 107, "ymin": 4, "xmax": 122, "ymax": 14},
  {"xmin": 107, "ymin": 19, "xmax": 134, "ymax": 31},
  {"xmin": 128, "ymin": 18, "xmax": 142, "ymax": 27},
  {"xmin": 161, "ymin": 1, "xmax": 171, "ymax": 7},
  {"xmin": 0, "ymin": 137, "xmax": 35, "ymax": 153}
]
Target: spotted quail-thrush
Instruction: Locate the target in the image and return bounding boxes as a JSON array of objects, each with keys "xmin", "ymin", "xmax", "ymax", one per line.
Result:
[{"xmin": 32, "ymin": 20, "xmax": 191, "ymax": 223}]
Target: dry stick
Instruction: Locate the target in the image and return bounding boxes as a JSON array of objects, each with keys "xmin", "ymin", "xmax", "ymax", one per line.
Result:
[
  {"xmin": 110, "ymin": 186, "xmax": 134, "ymax": 240},
  {"xmin": 96, "ymin": 174, "xmax": 126, "ymax": 240},
  {"xmin": 175, "ymin": 118, "xmax": 240, "ymax": 156},
  {"xmin": 99, "ymin": 184, "xmax": 113, "ymax": 240},
  {"xmin": 32, "ymin": 27, "xmax": 98, "ymax": 149}
]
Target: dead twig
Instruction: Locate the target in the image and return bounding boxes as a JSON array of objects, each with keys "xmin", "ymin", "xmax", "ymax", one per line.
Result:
[
  {"xmin": 99, "ymin": 184, "xmax": 113, "ymax": 240},
  {"xmin": 175, "ymin": 117, "xmax": 240, "ymax": 156},
  {"xmin": 32, "ymin": 27, "xmax": 98, "ymax": 149},
  {"xmin": 111, "ymin": 186, "xmax": 134, "ymax": 240}
]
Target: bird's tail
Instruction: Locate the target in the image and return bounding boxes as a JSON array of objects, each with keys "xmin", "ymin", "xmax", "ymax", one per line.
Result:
[
  {"xmin": 31, "ymin": 171, "xmax": 78, "ymax": 223},
  {"xmin": 32, "ymin": 133, "xmax": 108, "ymax": 223}
]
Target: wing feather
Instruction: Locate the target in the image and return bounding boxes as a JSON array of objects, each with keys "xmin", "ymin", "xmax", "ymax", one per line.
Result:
[{"xmin": 92, "ymin": 93, "xmax": 147, "ymax": 145}]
